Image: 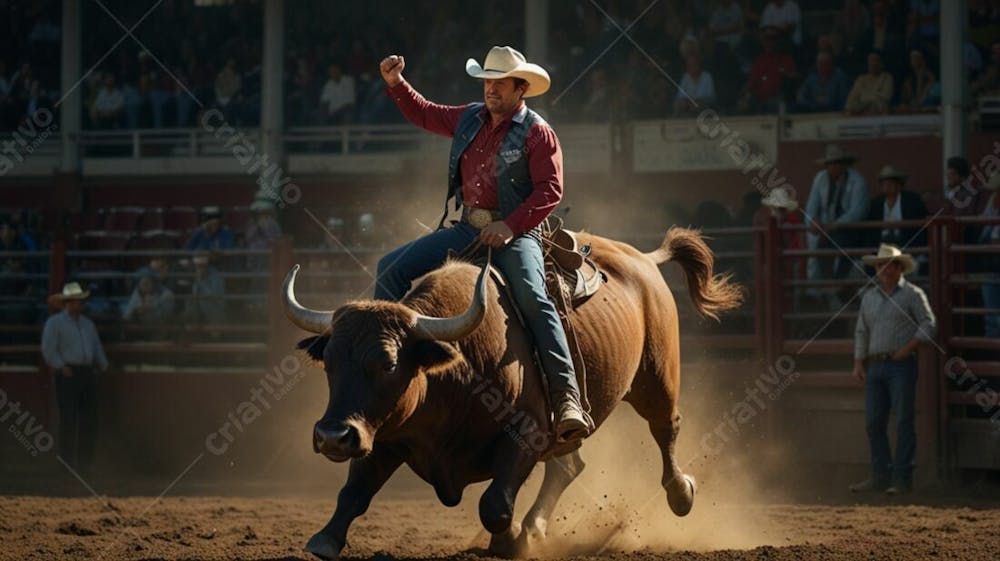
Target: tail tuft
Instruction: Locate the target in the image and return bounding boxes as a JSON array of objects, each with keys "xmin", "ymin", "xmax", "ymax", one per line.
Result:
[{"xmin": 645, "ymin": 227, "xmax": 744, "ymax": 321}]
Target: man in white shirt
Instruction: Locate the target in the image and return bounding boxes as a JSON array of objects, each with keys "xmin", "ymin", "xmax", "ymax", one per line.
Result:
[
  {"xmin": 760, "ymin": 0, "xmax": 802, "ymax": 45},
  {"xmin": 320, "ymin": 63, "xmax": 356, "ymax": 124},
  {"xmin": 91, "ymin": 73, "xmax": 124, "ymax": 129},
  {"xmin": 41, "ymin": 283, "xmax": 108, "ymax": 473},
  {"xmin": 674, "ymin": 54, "xmax": 716, "ymax": 115}
]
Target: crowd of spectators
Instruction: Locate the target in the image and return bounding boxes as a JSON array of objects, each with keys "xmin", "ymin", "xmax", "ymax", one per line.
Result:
[{"xmin": 5, "ymin": 0, "xmax": 1000, "ymax": 133}]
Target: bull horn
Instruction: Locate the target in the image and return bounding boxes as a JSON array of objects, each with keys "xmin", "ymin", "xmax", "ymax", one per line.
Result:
[
  {"xmin": 412, "ymin": 252, "xmax": 490, "ymax": 341},
  {"xmin": 282, "ymin": 264, "xmax": 335, "ymax": 333}
]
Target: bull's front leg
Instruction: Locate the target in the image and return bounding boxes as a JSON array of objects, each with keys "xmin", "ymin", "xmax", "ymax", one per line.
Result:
[
  {"xmin": 482, "ymin": 440, "xmax": 539, "ymax": 558},
  {"xmin": 306, "ymin": 448, "xmax": 403, "ymax": 560}
]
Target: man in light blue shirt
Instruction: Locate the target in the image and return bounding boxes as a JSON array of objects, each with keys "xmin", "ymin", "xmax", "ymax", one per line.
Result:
[
  {"xmin": 804, "ymin": 144, "xmax": 870, "ymax": 280},
  {"xmin": 41, "ymin": 282, "xmax": 107, "ymax": 473}
]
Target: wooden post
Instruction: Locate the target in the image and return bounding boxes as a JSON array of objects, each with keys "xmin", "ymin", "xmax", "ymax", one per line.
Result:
[
  {"xmin": 268, "ymin": 236, "xmax": 295, "ymax": 368},
  {"xmin": 762, "ymin": 217, "xmax": 783, "ymax": 441}
]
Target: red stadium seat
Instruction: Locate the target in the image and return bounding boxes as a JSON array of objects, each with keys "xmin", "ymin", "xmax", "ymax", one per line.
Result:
[
  {"xmin": 74, "ymin": 231, "xmax": 134, "ymax": 272},
  {"xmin": 140, "ymin": 207, "xmax": 166, "ymax": 231},
  {"xmin": 104, "ymin": 207, "xmax": 146, "ymax": 232},
  {"xmin": 163, "ymin": 206, "xmax": 199, "ymax": 232}
]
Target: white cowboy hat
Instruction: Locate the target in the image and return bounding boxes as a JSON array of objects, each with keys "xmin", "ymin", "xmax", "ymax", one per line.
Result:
[
  {"xmin": 877, "ymin": 164, "xmax": 909, "ymax": 182},
  {"xmin": 816, "ymin": 144, "xmax": 857, "ymax": 165},
  {"xmin": 465, "ymin": 46, "xmax": 551, "ymax": 98},
  {"xmin": 761, "ymin": 188, "xmax": 798, "ymax": 210},
  {"xmin": 862, "ymin": 243, "xmax": 917, "ymax": 275},
  {"xmin": 48, "ymin": 282, "xmax": 90, "ymax": 308}
]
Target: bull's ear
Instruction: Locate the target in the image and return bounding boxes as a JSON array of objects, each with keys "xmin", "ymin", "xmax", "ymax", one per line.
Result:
[
  {"xmin": 297, "ymin": 335, "xmax": 329, "ymax": 363},
  {"xmin": 406, "ymin": 340, "xmax": 462, "ymax": 376}
]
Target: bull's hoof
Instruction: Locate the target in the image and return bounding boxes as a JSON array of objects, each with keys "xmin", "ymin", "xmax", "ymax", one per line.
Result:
[
  {"xmin": 487, "ymin": 520, "xmax": 523, "ymax": 558},
  {"xmin": 305, "ymin": 532, "xmax": 343, "ymax": 561},
  {"xmin": 667, "ymin": 474, "xmax": 697, "ymax": 517},
  {"xmin": 514, "ymin": 517, "xmax": 547, "ymax": 556}
]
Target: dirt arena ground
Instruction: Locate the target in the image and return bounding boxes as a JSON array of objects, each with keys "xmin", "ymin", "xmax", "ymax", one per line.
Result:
[{"xmin": 3, "ymin": 493, "xmax": 1000, "ymax": 561}]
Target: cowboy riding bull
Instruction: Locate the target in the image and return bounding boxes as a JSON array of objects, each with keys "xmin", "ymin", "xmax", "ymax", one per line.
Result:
[
  {"xmin": 284, "ymin": 226, "xmax": 741, "ymax": 559},
  {"xmin": 281, "ymin": 46, "xmax": 742, "ymax": 560}
]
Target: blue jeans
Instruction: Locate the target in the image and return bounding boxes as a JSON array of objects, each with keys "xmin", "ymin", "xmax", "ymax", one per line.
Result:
[
  {"xmin": 375, "ymin": 223, "xmax": 580, "ymax": 403},
  {"xmin": 864, "ymin": 358, "xmax": 918, "ymax": 486}
]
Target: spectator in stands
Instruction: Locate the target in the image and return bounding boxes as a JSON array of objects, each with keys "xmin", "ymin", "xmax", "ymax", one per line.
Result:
[
  {"xmin": 865, "ymin": 165, "xmax": 928, "ymax": 250},
  {"xmin": 850, "ymin": 244, "xmax": 936, "ymax": 496},
  {"xmin": 185, "ymin": 206, "xmax": 235, "ymax": 251},
  {"xmin": 245, "ymin": 199, "xmax": 282, "ymax": 251},
  {"xmin": 804, "ymin": 144, "xmax": 869, "ymax": 280},
  {"xmin": 833, "ymin": 0, "xmax": 871, "ymax": 61},
  {"xmin": 979, "ymin": 174, "xmax": 1000, "ymax": 337},
  {"xmin": 796, "ymin": 52, "xmax": 849, "ymax": 112},
  {"xmin": 739, "ymin": 27, "xmax": 798, "ymax": 113},
  {"xmin": 674, "ymin": 54, "xmax": 716, "ymax": 115},
  {"xmin": 0, "ymin": 215, "xmax": 35, "ymax": 323},
  {"xmin": 908, "ymin": 0, "xmax": 940, "ymax": 52},
  {"xmin": 184, "ymin": 253, "xmax": 225, "ymax": 325},
  {"xmin": 708, "ymin": 0, "xmax": 745, "ymax": 53},
  {"xmin": 22, "ymin": 80, "xmax": 50, "ymax": 120},
  {"xmin": 320, "ymin": 63, "xmax": 357, "ymax": 125},
  {"xmin": 122, "ymin": 271, "xmax": 175, "ymax": 325},
  {"xmin": 0, "ymin": 61, "xmax": 14, "ymax": 129},
  {"xmin": 759, "ymin": 187, "xmax": 807, "ymax": 306},
  {"xmin": 90, "ymin": 72, "xmax": 124, "ymax": 129},
  {"xmin": 4, "ymin": 209, "xmax": 39, "ymax": 250},
  {"xmin": 942, "ymin": 156, "xmax": 989, "ymax": 217},
  {"xmin": 854, "ymin": 1, "xmax": 906, "ymax": 78},
  {"xmin": 41, "ymin": 282, "xmax": 109, "ymax": 474},
  {"xmin": 897, "ymin": 49, "xmax": 938, "ymax": 112},
  {"xmin": 759, "ymin": 0, "xmax": 802, "ymax": 46},
  {"xmin": 846, "ymin": 53, "xmax": 895, "ymax": 115},
  {"xmin": 133, "ymin": 257, "xmax": 173, "ymax": 292},
  {"xmin": 972, "ymin": 42, "xmax": 1000, "ymax": 97},
  {"xmin": 214, "ymin": 58, "xmax": 242, "ymax": 120}
]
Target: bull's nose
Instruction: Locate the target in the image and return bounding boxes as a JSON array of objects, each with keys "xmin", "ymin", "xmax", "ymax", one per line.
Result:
[{"xmin": 313, "ymin": 424, "xmax": 360, "ymax": 459}]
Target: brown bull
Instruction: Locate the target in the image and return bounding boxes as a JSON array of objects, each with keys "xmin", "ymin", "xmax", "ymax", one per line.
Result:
[{"xmin": 283, "ymin": 227, "xmax": 742, "ymax": 560}]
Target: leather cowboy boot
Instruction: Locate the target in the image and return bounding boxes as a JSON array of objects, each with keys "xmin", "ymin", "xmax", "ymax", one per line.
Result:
[{"xmin": 554, "ymin": 394, "xmax": 591, "ymax": 443}]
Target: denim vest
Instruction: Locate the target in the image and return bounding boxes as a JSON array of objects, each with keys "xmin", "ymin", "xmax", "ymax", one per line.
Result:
[{"xmin": 445, "ymin": 103, "xmax": 545, "ymax": 234}]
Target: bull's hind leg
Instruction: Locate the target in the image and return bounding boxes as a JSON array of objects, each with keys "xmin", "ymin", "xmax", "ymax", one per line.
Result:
[
  {"xmin": 516, "ymin": 448, "xmax": 585, "ymax": 553},
  {"xmin": 626, "ymin": 378, "xmax": 696, "ymax": 517},
  {"xmin": 305, "ymin": 449, "xmax": 403, "ymax": 560}
]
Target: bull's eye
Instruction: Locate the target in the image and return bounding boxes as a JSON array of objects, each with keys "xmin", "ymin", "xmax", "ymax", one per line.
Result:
[{"xmin": 383, "ymin": 360, "xmax": 398, "ymax": 374}]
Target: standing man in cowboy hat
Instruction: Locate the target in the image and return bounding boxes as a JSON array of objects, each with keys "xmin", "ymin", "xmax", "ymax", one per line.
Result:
[
  {"xmin": 41, "ymin": 282, "xmax": 109, "ymax": 473},
  {"xmin": 374, "ymin": 46, "xmax": 591, "ymax": 442},
  {"xmin": 850, "ymin": 244, "xmax": 936, "ymax": 495},
  {"xmin": 804, "ymin": 144, "xmax": 869, "ymax": 282},
  {"xmin": 865, "ymin": 164, "xmax": 928, "ymax": 251}
]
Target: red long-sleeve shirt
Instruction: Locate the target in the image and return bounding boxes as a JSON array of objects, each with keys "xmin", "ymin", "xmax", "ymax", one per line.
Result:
[{"xmin": 387, "ymin": 80, "xmax": 563, "ymax": 235}]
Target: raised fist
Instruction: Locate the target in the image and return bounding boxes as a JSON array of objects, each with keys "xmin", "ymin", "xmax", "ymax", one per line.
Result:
[{"xmin": 379, "ymin": 55, "xmax": 405, "ymax": 87}]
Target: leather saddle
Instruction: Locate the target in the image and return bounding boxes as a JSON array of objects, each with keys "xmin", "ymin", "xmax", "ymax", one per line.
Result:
[{"xmin": 453, "ymin": 217, "xmax": 605, "ymax": 307}]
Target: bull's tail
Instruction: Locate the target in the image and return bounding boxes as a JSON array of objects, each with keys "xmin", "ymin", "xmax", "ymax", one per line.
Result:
[{"xmin": 643, "ymin": 227, "xmax": 744, "ymax": 321}]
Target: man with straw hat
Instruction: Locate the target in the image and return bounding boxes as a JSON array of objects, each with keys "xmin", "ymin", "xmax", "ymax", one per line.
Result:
[
  {"xmin": 374, "ymin": 46, "xmax": 591, "ymax": 442},
  {"xmin": 850, "ymin": 244, "xmax": 935, "ymax": 496},
  {"xmin": 865, "ymin": 164, "xmax": 928, "ymax": 250},
  {"xmin": 41, "ymin": 282, "xmax": 109, "ymax": 473},
  {"xmin": 804, "ymin": 144, "xmax": 869, "ymax": 280}
]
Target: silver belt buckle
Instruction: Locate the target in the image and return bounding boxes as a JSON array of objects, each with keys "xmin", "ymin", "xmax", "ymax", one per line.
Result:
[{"xmin": 468, "ymin": 208, "xmax": 494, "ymax": 229}]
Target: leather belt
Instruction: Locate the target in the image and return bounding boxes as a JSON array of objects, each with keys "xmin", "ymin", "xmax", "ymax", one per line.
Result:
[
  {"xmin": 866, "ymin": 352, "xmax": 913, "ymax": 362},
  {"xmin": 461, "ymin": 206, "xmax": 502, "ymax": 229}
]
